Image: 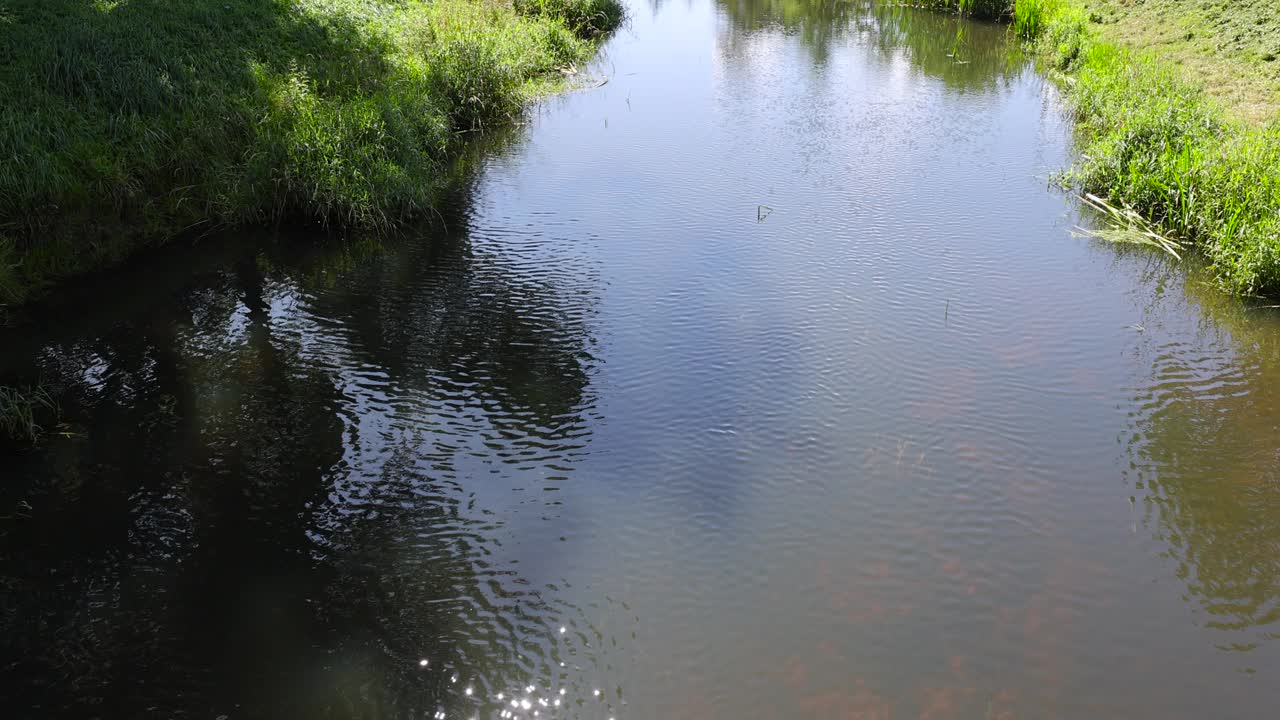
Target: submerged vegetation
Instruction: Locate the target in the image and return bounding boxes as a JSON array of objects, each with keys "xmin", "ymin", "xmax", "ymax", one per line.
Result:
[{"xmin": 0, "ymin": 0, "xmax": 622, "ymax": 311}]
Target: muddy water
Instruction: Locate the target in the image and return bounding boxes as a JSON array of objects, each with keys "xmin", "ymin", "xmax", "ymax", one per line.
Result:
[{"xmin": 2, "ymin": 1, "xmax": 1280, "ymax": 718}]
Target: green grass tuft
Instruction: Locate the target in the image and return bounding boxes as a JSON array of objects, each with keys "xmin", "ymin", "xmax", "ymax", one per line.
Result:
[
  {"xmin": 0, "ymin": 384, "xmax": 56, "ymax": 443},
  {"xmin": 1010, "ymin": 0, "xmax": 1054, "ymax": 40}
]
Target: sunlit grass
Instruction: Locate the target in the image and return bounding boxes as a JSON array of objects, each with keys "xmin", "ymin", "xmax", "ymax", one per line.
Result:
[
  {"xmin": 1010, "ymin": 0, "xmax": 1053, "ymax": 39},
  {"xmin": 0, "ymin": 0, "xmax": 622, "ymax": 307}
]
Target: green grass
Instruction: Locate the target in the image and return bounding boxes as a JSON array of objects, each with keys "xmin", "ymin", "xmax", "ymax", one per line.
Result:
[
  {"xmin": 515, "ymin": 0, "xmax": 626, "ymax": 38},
  {"xmin": 0, "ymin": 385, "xmax": 56, "ymax": 444},
  {"xmin": 0, "ymin": 0, "xmax": 622, "ymax": 310},
  {"xmin": 1010, "ymin": 0, "xmax": 1055, "ymax": 40},
  {"xmin": 1089, "ymin": 0, "xmax": 1280, "ymax": 123}
]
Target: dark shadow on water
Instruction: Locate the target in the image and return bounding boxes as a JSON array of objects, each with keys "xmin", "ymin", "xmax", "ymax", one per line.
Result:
[{"xmin": 0, "ymin": 129, "xmax": 604, "ymax": 717}]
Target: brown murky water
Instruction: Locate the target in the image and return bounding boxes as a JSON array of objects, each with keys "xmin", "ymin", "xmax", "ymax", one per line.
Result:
[{"xmin": 3, "ymin": 1, "xmax": 1280, "ymax": 718}]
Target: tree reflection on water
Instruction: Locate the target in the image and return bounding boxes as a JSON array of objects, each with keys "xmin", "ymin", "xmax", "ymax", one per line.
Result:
[{"xmin": 0, "ymin": 169, "xmax": 609, "ymax": 717}]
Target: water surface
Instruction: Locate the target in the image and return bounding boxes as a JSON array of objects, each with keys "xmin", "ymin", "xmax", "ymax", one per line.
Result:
[{"xmin": 4, "ymin": 1, "xmax": 1280, "ymax": 718}]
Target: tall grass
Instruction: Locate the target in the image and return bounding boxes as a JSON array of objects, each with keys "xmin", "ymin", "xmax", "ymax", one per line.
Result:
[
  {"xmin": 1010, "ymin": 0, "xmax": 1052, "ymax": 39},
  {"xmin": 0, "ymin": 385, "xmax": 56, "ymax": 443},
  {"xmin": 0, "ymin": 0, "xmax": 622, "ymax": 309},
  {"xmin": 514, "ymin": 0, "xmax": 626, "ymax": 38}
]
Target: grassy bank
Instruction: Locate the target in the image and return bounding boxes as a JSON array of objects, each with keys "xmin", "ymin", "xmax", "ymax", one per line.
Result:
[
  {"xmin": 1088, "ymin": 0, "xmax": 1279, "ymax": 124},
  {"xmin": 0, "ymin": 0, "xmax": 622, "ymax": 311},
  {"xmin": 928, "ymin": 0, "xmax": 1280, "ymax": 296},
  {"xmin": 1024, "ymin": 0, "xmax": 1280, "ymax": 296}
]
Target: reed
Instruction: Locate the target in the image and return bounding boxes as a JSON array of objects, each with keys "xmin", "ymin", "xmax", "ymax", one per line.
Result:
[
  {"xmin": 0, "ymin": 385, "xmax": 56, "ymax": 443},
  {"xmin": 1010, "ymin": 0, "xmax": 1052, "ymax": 40},
  {"xmin": 1075, "ymin": 193, "xmax": 1186, "ymax": 259}
]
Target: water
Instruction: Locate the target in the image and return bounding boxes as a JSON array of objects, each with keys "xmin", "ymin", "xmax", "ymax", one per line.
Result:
[{"xmin": 3, "ymin": 1, "xmax": 1280, "ymax": 717}]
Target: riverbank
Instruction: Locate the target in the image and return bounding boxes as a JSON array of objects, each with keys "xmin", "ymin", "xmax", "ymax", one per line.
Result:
[
  {"xmin": 1033, "ymin": 0, "xmax": 1280, "ymax": 296},
  {"xmin": 0, "ymin": 0, "xmax": 622, "ymax": 313},
  {"xmin": 4, "ymin": 2, "xmax": 1278, "ymax": 712},
  {"xmin": 932, "ymin": 0, "xmax": 1280, "ymax": 296}
]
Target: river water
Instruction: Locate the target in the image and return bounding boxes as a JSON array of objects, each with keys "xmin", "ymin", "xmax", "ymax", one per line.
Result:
[{"xmin": 3, "ymin": 1, "xmax": 1280, "ymax": 718}]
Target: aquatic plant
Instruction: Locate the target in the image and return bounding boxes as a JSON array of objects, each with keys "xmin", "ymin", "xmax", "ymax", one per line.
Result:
[{"xmin": 1075, "ymin": 193, "xmax": 1185, "ymax": 259}]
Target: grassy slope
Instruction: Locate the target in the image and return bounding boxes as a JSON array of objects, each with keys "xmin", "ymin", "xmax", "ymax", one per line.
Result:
[
  {"xmin": 1091, "ymin": 0, "xmax": 1280, "ymax": 124},
  {"xmin": 0, "ymin": 0, "xmax": 621, "ymax": 309}
]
